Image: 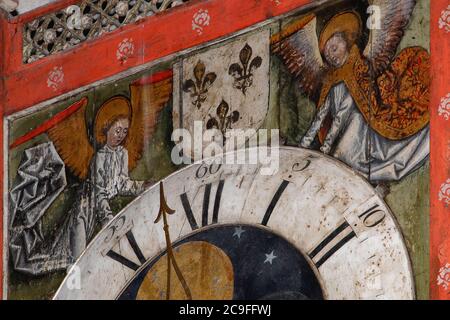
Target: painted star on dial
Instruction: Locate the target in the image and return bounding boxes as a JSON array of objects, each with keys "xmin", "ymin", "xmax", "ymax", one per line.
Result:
[
  {"xmin": 233, "ymin": 226, "xmax": 246, "ymax": 239},
  {"xmin": 264, "ymin": 250, "xmax": 277, "ymax": 265}
]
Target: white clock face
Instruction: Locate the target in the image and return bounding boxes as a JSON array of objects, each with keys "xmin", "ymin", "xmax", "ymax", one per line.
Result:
[{"xmin": 54, "ymin": 147, "xmax": 414, "ymax": 300}]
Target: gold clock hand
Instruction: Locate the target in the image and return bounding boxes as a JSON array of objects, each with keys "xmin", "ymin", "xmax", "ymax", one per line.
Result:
[{"xmin": 154, "ymin": 182, "xmax": 192, "ymax": 300}]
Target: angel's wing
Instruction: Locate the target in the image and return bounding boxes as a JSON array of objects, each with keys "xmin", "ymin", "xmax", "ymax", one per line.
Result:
[
  {"xmin": 47, "ymin": 98, "xmax": 94, "ymax": 180},
  {"xmin": 271, "ymin": 14, "xmax": 325, "ymax": 97},
  {"xmin": 127, "ymin": 71, "xmax": 173, "ymax": 171},
  {"xmin": 364, "ymin": 0, "xmax": 416, "ymax": 75}
]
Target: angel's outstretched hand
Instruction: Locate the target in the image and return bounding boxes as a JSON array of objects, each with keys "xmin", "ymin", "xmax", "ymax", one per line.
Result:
[{"xmin": 299, "ymin": 96, "xmax": 332, "ymax": 149}]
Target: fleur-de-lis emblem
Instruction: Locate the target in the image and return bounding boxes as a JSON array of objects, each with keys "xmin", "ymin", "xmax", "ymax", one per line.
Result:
[
  {"xmin": 229, "ymin": 43, "xmax": 263, "ymax": 95},
  {"xmin": 206, "ymin": 100, "xmax": 240, "ymax": 138},
  {"xmin": 183, "ymin": 61, "xmax": 217, "ymax": 109}
]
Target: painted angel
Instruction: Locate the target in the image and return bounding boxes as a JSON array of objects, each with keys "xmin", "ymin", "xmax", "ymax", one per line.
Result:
[
  {"xmin": 9, "ymin": 74, "xmax": 172, "ymax": 275},
  {"xmin": 272, "ymin": 1, "xmax": 430, "ymax": 182}
]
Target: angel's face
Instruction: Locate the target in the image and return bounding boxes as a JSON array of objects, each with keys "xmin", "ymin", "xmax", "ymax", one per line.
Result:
[
  {"xmin": 324, "ymin": 33, "xmax": 349, "ymax": 68},
  {"xmin": 106, "ymin": 118, "xmax": 129, "ymax": 148}
]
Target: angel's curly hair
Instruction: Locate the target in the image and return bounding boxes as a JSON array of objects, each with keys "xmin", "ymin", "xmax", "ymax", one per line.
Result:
[{"xmin": 102, "ymin": 114, "xmax": 130, "ymax": 136}]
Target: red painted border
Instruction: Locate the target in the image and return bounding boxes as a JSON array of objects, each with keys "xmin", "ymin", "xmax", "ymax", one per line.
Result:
[{"xmin": 430, "ymin": 0, "xmax": 450, "ymax": 300}]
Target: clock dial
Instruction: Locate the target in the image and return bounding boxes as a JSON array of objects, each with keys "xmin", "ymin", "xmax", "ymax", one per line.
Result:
[
  {"xmin": 54, "ymin": 147, "xmax": 414, "ymax": 300},
  {"xmin": 118, "ymin": 225, "xmax": 324, "ymax": 300}
]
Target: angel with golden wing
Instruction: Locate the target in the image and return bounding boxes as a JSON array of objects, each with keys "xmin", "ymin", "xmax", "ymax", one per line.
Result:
[
  {"xmin": 272, "ymin": 0, "xmax": 430, "ymax": 183},
  {"xmin": 9, "ymin": 74, "xmax": 172, "ymax": 275}
]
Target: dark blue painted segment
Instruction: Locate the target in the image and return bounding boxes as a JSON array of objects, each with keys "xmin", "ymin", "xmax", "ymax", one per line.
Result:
[{"xmin": 119, "ymin": 225, "xmax": 324, "ymax": 300}]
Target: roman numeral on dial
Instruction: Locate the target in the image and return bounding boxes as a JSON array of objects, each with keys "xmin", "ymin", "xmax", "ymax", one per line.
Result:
[
  {"xmin": 308, "ymin": 222, "xmax": 356, "ymax": 268},
  {"xmin": 180, "ymin": 180, "xmax": 225, "ymax": 230},
  {"xmin": 106, "ymin": 231, "xmax": 147, "ymax": 271},
  {"xmin": 261, "ymin": 180, "xmax": 290, "ymax": 226},
  {"xmin": 309, "ymin": 201, "xmax": 387, "ymax": 268}
]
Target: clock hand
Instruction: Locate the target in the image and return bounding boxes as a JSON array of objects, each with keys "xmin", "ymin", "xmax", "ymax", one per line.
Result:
[{"xmin": 154, "ymin": 181, "xmax": 192, "ymax": 300}]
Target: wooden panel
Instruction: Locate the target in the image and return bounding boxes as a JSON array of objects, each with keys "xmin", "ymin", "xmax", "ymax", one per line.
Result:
[
  {"xmin": 1, "ymin": 0, "xmax": 313, "ymax": 115},
  {"xmin": 0, "ymin": 0, "xmax": 446, "ymax": 300}
]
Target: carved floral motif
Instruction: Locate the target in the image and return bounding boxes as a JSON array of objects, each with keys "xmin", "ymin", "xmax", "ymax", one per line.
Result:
[
  {"xmin": 23, "ymin": 0, "xmax": 188, "ymax": 63},
  {"xmin": 192, "ymin": 9, "xmax": 211, "ymax": 35}
]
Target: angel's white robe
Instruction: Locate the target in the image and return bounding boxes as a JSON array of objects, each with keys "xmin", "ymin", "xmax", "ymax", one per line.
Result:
[
  {"xmin": 93, "ymin": 145, "xmax": 145, "ymax": 223},
  {"xmin": 9, "ymin": 144, "xmax": 145, "ymax": 275},
  {"xmin": 301, "ymin": 82, "xmax": 429, "ymax": 182},
  {"xmin": 67, "ymin": 145, "xmax": 145, "ymax": 265}
]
